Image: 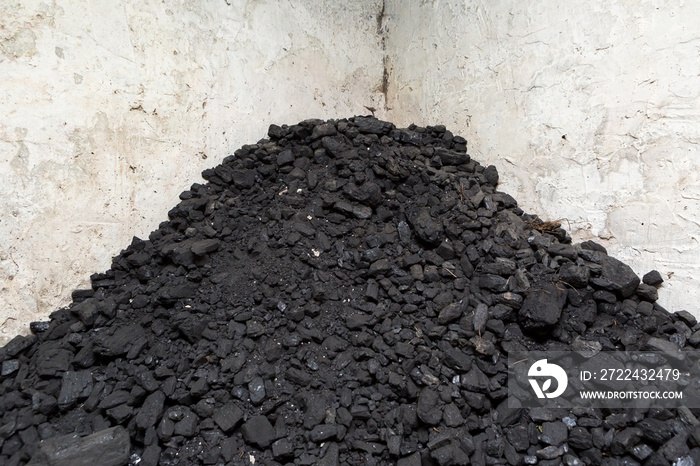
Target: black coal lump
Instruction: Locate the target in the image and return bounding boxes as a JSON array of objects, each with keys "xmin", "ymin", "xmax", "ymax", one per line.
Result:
[{"xmin": 0, "ymin": 116, "xmax": 695, "ymax": 465}]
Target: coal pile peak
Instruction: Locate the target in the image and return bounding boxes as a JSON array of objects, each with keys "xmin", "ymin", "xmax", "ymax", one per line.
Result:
[{"xmin": 1, "ymin": 116, "xmax": 698, "ymax": 466}]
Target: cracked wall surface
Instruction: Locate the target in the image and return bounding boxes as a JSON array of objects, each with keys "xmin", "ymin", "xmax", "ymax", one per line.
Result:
[
  {"xmin": 0, "ymin": 0, "xmax": 386, "ymax": 344},
  {"xmin": 384, "ymin": 0, "xmax": 700, "ymax": 317}
]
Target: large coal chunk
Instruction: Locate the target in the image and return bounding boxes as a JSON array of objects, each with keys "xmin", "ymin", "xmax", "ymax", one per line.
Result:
[
  {"xmin": 417, "ymin": 388, "xmax": 443, "ymax": 425},
  {"xmin": 231, "ymin": 169, "xmax": 256, "ymax": 189},
  {"xmin": 435, "ymin": 147, "xmax": 469, "ymax": 165},
  {"xmin": 27, "ymin": 426, "xmax": 129, "ymax": 466},
  {"xmin": 353, "ymin": 116, "xmax": 395, "ymax": 134},
  {"xmin": 406, "ymin": 207, "xmax": 443, "ymax": 246},
  {"xmin": 518, "ymin": 279, "xmax": 567, "ymax": 331},
  {"xmin": 92, "ymin": 324, "xmax": 145, "ymax": 357},
  {"xmin": 593, "ymin": 255, "xmax": 641, "ymax": 297},
  {"xmin": 212, "ymin": 402, "xmax": 244, "ymax": 433}
]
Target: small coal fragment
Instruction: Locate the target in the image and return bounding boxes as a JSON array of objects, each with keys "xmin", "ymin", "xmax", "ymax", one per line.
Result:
[
  {"xmin": 417, "ymin": 388, "xmax": 443, "ymax": 425},
  {"xmin": 190, "ymin": 238, "xmax": 220, "ymax": 256},
  {"xmin": 643, "ymin": 269, "xmax": 664, "ymax": 286},
  {"xmin": 172, "ymin": 407, "xmax": 198, "ymax": 437},
  {"xmin": 57, "ymin": 371, "xmax": 93, "ymax": 410},
  {"xmin": 212, "ymin": 403, "xmax": 244, "ymax": 433},
  {"xmin": 540, "ymin": 421, "xmax": 568, "ymax": 447},
  {"xmin": 438, "ymin": 301, "xmax": 467, "ymax": 325},
  {"xmin": 248, "ymin": 376, "xmax": 266, "ymax": 405},
  {"xmin": 241, "ymin": 415, "xmax": 275, "ymax": 448},
  {"xmin": 231, "ymin": 169, "xmax": 256, "ymax": 189},
  {"xmin": 309, "ymin": 424, "xmax": 338, "ymax": 442},
  {"xmin": 135, "ymin": 391, "xmax": 166, "ymax": 430},
  {"xmin": 1, "ymin": 359, "xmax": 20, "ymax": 376},
  {"xmin": 272, "ymin": 438, "xmax": 294, "ymax": 459},
  {"xmin": 610, "ymin": 427, "xmax": 642, "ymax": 455},
  {"xmin": 569, "ymin": 426, "xmax": 593, "ymax": 450}
]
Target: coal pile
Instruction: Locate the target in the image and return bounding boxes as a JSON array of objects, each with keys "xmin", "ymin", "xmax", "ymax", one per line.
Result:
[{"xmin": 1, "ymin": 116, "xmax": 699, "ymax": 466}]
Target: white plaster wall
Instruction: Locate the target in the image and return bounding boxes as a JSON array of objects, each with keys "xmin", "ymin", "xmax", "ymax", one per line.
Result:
[
  {"xmin": 385, "ymin": 0, "xmax": 700, "ymax": 316},
  {"xmin": 0, "ymin": 0, "xmax": 386, "ymax": 344}
]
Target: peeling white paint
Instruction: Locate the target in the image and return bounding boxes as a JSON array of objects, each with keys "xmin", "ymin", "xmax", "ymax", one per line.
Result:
[{"xmin": 385, "ymin": 0, "xmax": 700, "ymax": 317}]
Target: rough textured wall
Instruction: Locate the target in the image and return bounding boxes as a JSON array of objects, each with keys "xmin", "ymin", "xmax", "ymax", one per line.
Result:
[
  {"xmin": 384, "ymin": 1, "xmax": 700, "ymax": 316},
  {"xmin": 0, "ymin": 0, "xmax": 386, "ymax": 344}
]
